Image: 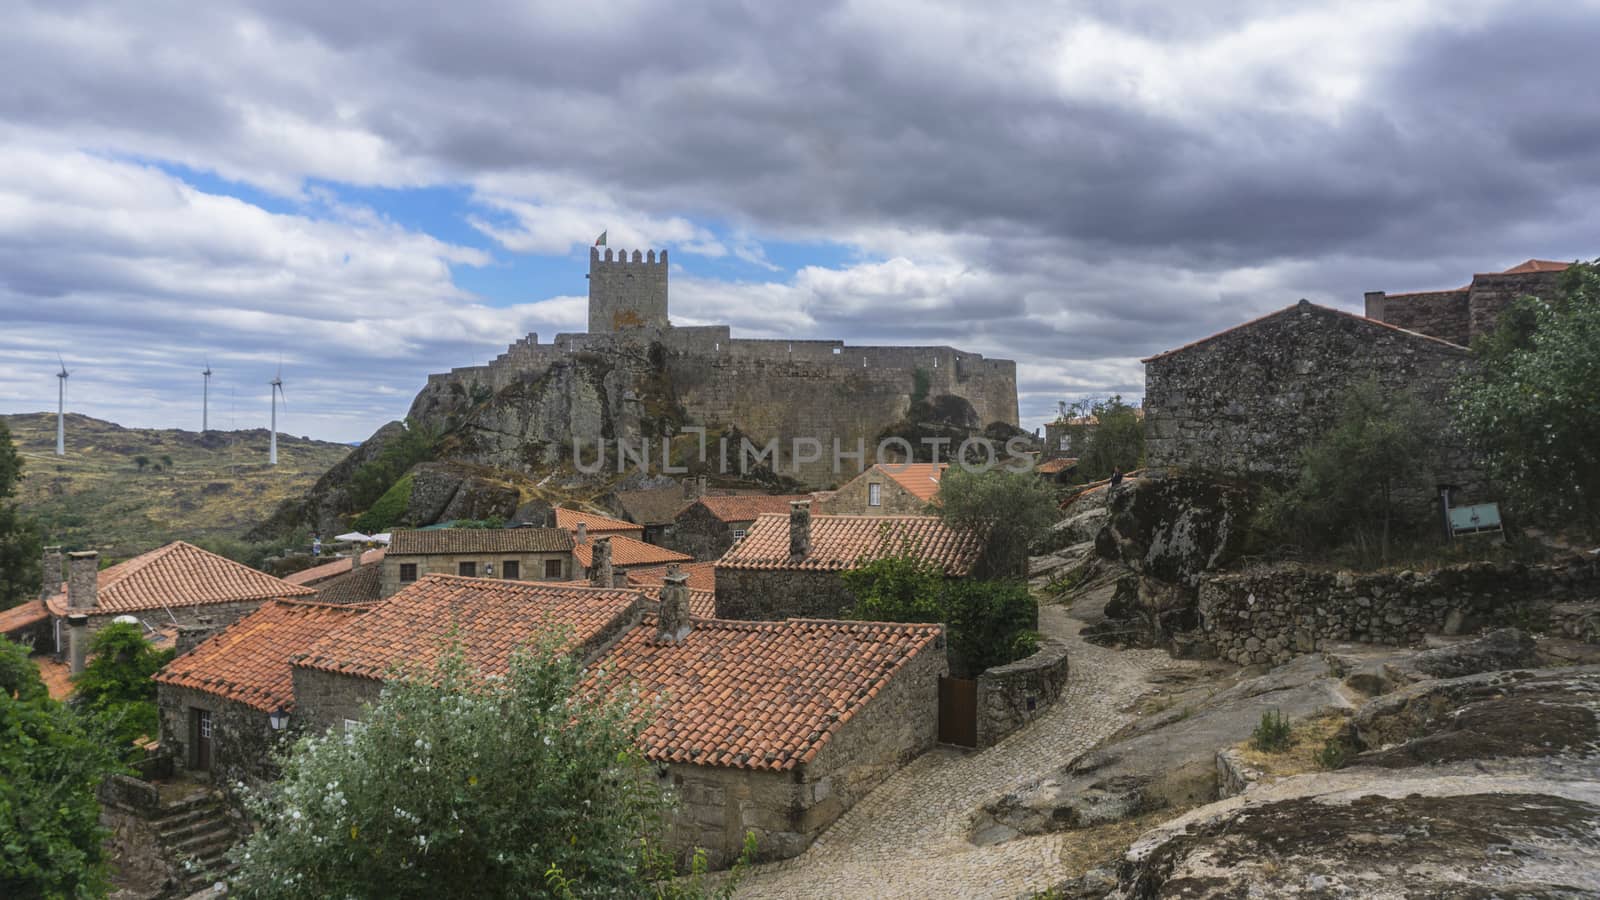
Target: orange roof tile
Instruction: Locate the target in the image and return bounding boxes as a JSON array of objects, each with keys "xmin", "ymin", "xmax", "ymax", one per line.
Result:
[
  {"xmin": 156, "ymin": 600, "xmax": 369, "ymax": 712},
  {"xmin": 1035, "ymin": 457, "xmax": 1079, "ymax": 474},
  {"xmin": 632, "ymin": 586, "xmax": 718, "ymax": 619},
  {"xmin": 388, "ymin": 528, "xmax": 573, "ymax": 555},
  {"xmin": 284, "ymin": 549, "xmax": 386, "ymax": 586},
  {"xmin": 874, "ymin": 463, "xmax": 947, "ymax": 503},
  {"xmin": 626, "ymin": 561, "xmax": 719, "ymax": 592},
  {"xmin": 1496, "ymin": 259, "xmax": 1572, "ymax": 275},
  {"xmin": 0, "ymin": 600, "xmax": 49, "ymax": 636},
  {"xmin": 573, "ymin": 535, "xmax": 692, "ymax": 569},
  {"xmin": 312, "ymin": 565, "xmax": 383, "ymax": 605},
  {"xmin": 689, "ymin": 494, "xmax": 813, "ymax": 524},
  {"xmin": 293, "ymin": 576, "xmax": 643, "ymax": 681},
  {"xmin": 555, "ymin": 508, "xmax": 645, "ymax": 536},
  {"xmin": 716, "ymin": 514, "xmax": 982, "ymax": 576},
  {"xmin": 590, "ymin": 617, "xmax": 943, "ymax": 771},
  {"xmin": 36, "ymin": 655, "xmax": 74, "ymax": 701},
  {"xmin": 612, "ymin": 487, "xmax": 691, "ymax": 527},
  {"xmin": 45, "ymin": 541, "xmax": 314, "ymax": 616}
]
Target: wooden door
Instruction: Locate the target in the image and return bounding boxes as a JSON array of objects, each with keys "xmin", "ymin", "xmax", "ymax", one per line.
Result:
[
  {"xmin": 938, "ymin": 677, "xmax": 978, "ymax": 747},
  {"xmin": 192, "ymin": 708, "xmax": 213, "ymax": 770}
]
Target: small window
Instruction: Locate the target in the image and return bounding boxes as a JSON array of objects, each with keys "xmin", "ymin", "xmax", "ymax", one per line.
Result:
[
  {"xmin": 399, "ymin": 563, "xmax": 418, "ymax": 583},
  {"xmin": 732, "ymin": 528, "xmax": 747, "ymax": 541},
  {"xmin": 458, "ymin": 561, "xmax": 477, "ymax": 577},
  {"xmin": 868, "ymin": 483, "xmax": 882, "ymax": 507},
  {"xmin": 198, "ymin": 710, "xmax": 213, "ymax": 739},
  {"xmin": 1058, "ymin": 436, "xmax": 1069, "ymax": 451},
  {"xmin": 501, "ymin": 560, "xmax": 519, "ymax": 580},
  {"xmin": 544, "ymin": 559, "xmax": 563, "ymax": 580}
]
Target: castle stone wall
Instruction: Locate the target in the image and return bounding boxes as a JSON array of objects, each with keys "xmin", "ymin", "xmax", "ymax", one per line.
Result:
[{"xmin": 589, "ymin": 247, "xmax": 669, "ymax": 333}]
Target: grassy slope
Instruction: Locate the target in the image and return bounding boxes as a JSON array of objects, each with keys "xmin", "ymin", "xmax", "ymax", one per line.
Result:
[{"xmin": 5, "ymin": 412, "xmax": 354, "ymax": 557}]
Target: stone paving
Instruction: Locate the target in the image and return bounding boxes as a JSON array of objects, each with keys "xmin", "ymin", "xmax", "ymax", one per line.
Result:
[{"xmin": 733, "ymin": 602, "xmax": 1201, "ymax": 899}]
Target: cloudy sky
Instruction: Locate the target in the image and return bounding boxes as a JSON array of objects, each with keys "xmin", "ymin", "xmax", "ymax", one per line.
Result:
[{"xmin": 2, "ymin": 0, "xmax": 1597, "ymax": 443}]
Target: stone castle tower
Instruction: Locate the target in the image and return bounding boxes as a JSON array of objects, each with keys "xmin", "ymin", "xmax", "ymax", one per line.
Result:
[{"xmin": 588, "ymin": 247, "xmax": 669, "ymax": 333}]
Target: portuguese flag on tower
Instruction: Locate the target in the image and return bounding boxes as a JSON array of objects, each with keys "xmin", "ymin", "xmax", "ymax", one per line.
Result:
[{"xmin": 594, "ymin": 230, "xmax": 607, "ymax": 247}]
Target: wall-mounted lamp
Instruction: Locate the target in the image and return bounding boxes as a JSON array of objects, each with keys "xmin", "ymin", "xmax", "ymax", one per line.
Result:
[{"xmin": 269, "ymin": 708, "xmax": 290, "ymax": 731}]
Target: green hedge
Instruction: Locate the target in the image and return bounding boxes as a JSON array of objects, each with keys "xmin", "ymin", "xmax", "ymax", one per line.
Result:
[{"xmin": 352, "ymin": 471, "xmax": 415, "ymax": 534}]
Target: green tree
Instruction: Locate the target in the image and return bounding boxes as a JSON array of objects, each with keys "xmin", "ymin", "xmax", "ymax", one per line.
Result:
[
  {"xmin": 1455, "ymin": 261, "xmax": 1600, "ymax": 534},
  {"xmin": 348, "ymin": 419, "xmax": 440, "ymax": 512},
  {"xmin": 133, "ymin": 455, "xmax": 149, "ymax": 473},
  {"xmin": 72, "ymin": 622, "xmax": 174, "ymax": 757},
  {"xmin": 230, "ymin": 640, "xmax": 674, "ymax": 899},
  {"xmin": 159, "ymin": 455, "xmax": 173, "ymax": 470},
  {"xmin": 1256, "ymin": 380, "xmax": 1431, "ymax": 563},
  {"xmin": 1, "ymin": 637, "xmax": 119, "ymax": 899},
  {"xmin": 935, "ymin": 467, "xmax": 1058, "ymax": 578},
  {"xmin": 0, "ymin": 420, "xmax": 41, "ymax": 610},
  {"xmin": 1073, "ymin": 395, "xmax": 1146, "ymax": 481}
]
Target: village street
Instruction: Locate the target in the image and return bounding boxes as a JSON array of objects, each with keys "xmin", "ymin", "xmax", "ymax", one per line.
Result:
[{"xmin": 734, "ymin": 599, "xmax": 1202, "ymax": 899}]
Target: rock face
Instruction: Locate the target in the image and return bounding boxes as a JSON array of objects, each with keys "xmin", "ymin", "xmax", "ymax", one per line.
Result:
[{"xmin": 250, "ymin": 420, "xmax": 408, "ymax": 539}]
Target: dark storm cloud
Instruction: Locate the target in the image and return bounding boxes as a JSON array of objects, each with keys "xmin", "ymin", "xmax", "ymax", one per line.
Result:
[{"xmin": 2, "ymin": 0, "xmax": 1598, "ymax": 438}]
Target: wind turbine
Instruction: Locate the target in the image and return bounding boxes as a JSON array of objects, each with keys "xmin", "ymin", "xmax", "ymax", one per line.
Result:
[
  {"xmin": 269, "ymin": 363, "xmax": 285, "ymax": 466},
  {"xmin": 202, "ymin": 358, "xmax": 212, "ymax": 433},
  {"xmin": 55, "ymin": 354, "xmax": 70, "ymax": 456}
]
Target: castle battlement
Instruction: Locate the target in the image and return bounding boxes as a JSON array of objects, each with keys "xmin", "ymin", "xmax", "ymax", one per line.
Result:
[{"xmin": 589, "ymin": 246, "xmax": 669, "ymax": 333}]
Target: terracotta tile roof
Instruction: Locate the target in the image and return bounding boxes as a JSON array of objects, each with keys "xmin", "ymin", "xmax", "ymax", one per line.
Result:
[
  {"xmin": 284, "ymin": 550, "xmax": 386, "ymax": 586},
  {"xmin": 1035, "ymin": 457, "xmax": 1079, "ymax": 475},
  {"xmin": 0, "ymin": 600, "xmax": 49, "ymax": 637},
  {"xmin": 633, "ymin": 586, "xmax": 718, "ymax": 618},
  {"xmin": 36, "ymin": 656, "xmax": 74, "ymax": 701},
  {"xmin": 156, "ymin": 600, "xmax": 368, "ymax": 712},
  {"xmin": 1141, "ymin": 300, "xmax": 1470, "ymax": 363},
  {"xmin": 688, "ymin": 494, "xmax": 814, "ymax": 524},
  {"xmin": 312, "ymin": 565, "xmax": 384, "ymax": 605},
  {"xmin": 573, "ymin": 535, "xmax": 692, "ymax": 569},
  {"xmin": 45, "ymin": 541, "xmax": 314, "ymax": 616},
  {"xmin": 626, "ymin": 561, "xmax": 719, "ymax": 592},
  {"xmin": 294, "ymin": 576, "xmax": 643, "ymax": 681},
  {"xmin": 716, "ymin": 514, "xmax": 983, "ymax": 576},
  {"xmin": 874, "ymin": 463, "xmax": 946, "ymax": 503},
  {"xmin": 555, "ymin": 508, "xmax": 644, "ymax": 536},
  {"xmin": 388, "ymin": 528, "xmax": 573, "ymax": 555},
  {"xmin": 612, "ymin": 487, "xmax": 690, "ymax": 527},
  {"xmin": 1496, "ymin": 259, "xmax": 1572, "ymax": 275},
  {"xmin": 590, "ymin": 617, "xmax": 943, "ymax": 771}
]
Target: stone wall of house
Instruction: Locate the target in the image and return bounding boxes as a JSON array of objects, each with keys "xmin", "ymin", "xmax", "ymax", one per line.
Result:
[
  {"xmin": 59, "ymin": 600, "xmax": 268, "ymax": 654},
  {"xmin": 1144, "ymin": 301, "xmax": 1480, "ymax": 503},
  {"xmin": 713, "ymin": 569, "xmax": 856, "ymax": 621},
  {"xmin": 1363, "ymin": 290, "xmax": 1471, "ymax": 346},
  {"xmin": 817, "ymin": 470, "xmax": 929, "ymax": 516},
  {"xmin": 289, "ymin": 667, "xmax": 385, "ymax": 735},
  {"xmin": 663, "ymin": 504, "xmax": 742, "ymax": 561},
  {"xmin": 1198, "ymin": 557, "xmax": 1600, "ymax": 665},
  {"xmin": 663, "ymin": 633, "xmax": 947, "ymax": 868},
  {"xmin": 379, "ymin": 550, "xmax": 574, "ymax": 597},
  {"xmin": 975, "ymin": 637, "xmax": 1071, "ymax": 747},
  {"xmin": 156, "ymin": 684, "xmax": 286, "ymax": 789}
]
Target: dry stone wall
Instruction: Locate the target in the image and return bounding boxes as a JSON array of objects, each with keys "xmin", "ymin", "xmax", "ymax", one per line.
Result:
[
  {"xmin": 975, "ymin": 637, "xmax": 1070, "ymax": 747},
  {"xmin": 1198, "ymin": 557, "xmax": 1600, "ymax": 665}
]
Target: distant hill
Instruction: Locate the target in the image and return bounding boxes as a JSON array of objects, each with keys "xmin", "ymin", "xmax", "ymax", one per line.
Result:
[{"xmin": 3, "ymin": 412, "xmax": 355, "ymax": 558}]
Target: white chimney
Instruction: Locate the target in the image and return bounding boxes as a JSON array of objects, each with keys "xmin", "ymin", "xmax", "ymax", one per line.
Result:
[{"xmin": 576, "ymin": 521, "xmax": 588, "ymax": 544}]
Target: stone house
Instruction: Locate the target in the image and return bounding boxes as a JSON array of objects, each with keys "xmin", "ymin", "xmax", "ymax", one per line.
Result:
[
  {"xmin": 381, "ymin": 527, "xmax": 576, "ymax": 597},
  {"xmin": 42, "ymin": 542, "xmax": 316, "ymax": 677},
  {"xmin": 817, "ymin": 463, "xmax": 945, "ymax": 516},
  {"xmin": 1142, "ymin": 300, "xmax": 1481, "ymax": 504},
  {"xmin": 714, "ymin": 502, "xmax": 984, "ymax": 620},
  {"xmin": 154, "ymin": 599, "xmax": 368, "ymax": 788},
  {"xmin": 282, "ymin": 548, "xmax": 386, "ymax": 589},
  {"xmin": 1364, "ymin": 259, "xmax": 1570, "ymax": 347},
  {"xmin": 554, "ymin": 507, "xmax": 645, "ymax": 540},
  {"xmin": 626, "ymin": 561, "xmax": 719, "ymax": 618},
  {"xmin": 572, "ymin": 531, "xmax": 693, "ymax": 581},
  {"xmin": 665, "ymin": 493, "xmax": 812, "ymax": 561},
  {"xmin": 611, "ymin": 485, "xmax": 690, "ymax": 545},
  {"xmin": 1034, "ymin": 456, "xmax": 1079, "ymax": 484}
]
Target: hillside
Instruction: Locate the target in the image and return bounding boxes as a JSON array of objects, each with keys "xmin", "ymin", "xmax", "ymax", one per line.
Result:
[{"xmin": 4, "ymin": 412, "xmax": 354, "ymax": 557}]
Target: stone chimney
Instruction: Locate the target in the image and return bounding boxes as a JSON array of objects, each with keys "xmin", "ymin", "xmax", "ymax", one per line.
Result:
[
  {"xmin": 39, "ymin": 546, "xmax": 63, "ymax": 602},
  {"xmin": 789, "ymin": 501, "xmax": 812, "ymax": 561},
  {"xmin": 589, "ymin": 536, "xmax": 612, "ymax": 587},
  {"xmin": 612, "ymin": 570, "xmax": 628, "ymax": 589},
  {"xmin": 351, "ymin": 549, "xmax": 363, "ymax": 571},
  {"xmin": 67, "ymin": 551, "xmax": 99, "ymax": 611},
  {"xmin": 576, "ymin": 521, "xmax": 588, "ymax": 544},
  {"xmin": 67, "ymin": 614, "xmax": 89, "ymax": 674},
  {"xmin": 175, "ymin": 617, "xmax": 220, "ymax": 656},
  {"xmin": 656, "ymin": 566, "xmax": 691, "ymax": 643}
]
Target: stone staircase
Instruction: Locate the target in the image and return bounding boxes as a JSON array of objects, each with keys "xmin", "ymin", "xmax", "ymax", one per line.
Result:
[{"xmin": 151, "ymin": 791, "xmax": 239, "ymax": 894}]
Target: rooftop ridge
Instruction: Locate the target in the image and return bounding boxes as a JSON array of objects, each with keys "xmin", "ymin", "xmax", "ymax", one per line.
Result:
[{"xmin": 1141, "ymin": 300, "xmax": 1469, "ymax": 363}]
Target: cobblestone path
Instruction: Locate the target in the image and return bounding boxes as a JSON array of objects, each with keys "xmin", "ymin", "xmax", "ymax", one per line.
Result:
[{"xmin": 734, "ymin": 603, "xmax": 1198, "ymax": 899}]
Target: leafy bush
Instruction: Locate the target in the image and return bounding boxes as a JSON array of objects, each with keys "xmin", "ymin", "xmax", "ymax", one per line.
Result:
[
  {"xmin": 936, "ymin": 467, "xmax": 1059, "ymax": 578},
  {"xmin": 348, "ymin": 418, "xmax": 440, "ymax": 512},
  {"xmin": 351, "ymin": 471, "xmax": 415, "ymax": 534},
  {"xmin": 1315, "ymin": 735, "xmax": 1352, "ymax": 770},
  {"xmin": 1068, "ymin": 395, "xmax": 1145, "ymax": 481},
  {"xmin": 72, "ymin": 622, "xmax": 174, "ymax": 758},
  {"xmin": 1, "ymin": 637, "xmax": 119, "ymax": 898},
  {"xmin": 1250, "ymin": 708, "xmax": 1292, "ymax": 753},
  {"xmin": 0, "ymin": 420, "xmax": 41, "ymax": 610},
  {"xmin": 1454, "ymin": 260, "xmax": 1600, "ymax": 535}
]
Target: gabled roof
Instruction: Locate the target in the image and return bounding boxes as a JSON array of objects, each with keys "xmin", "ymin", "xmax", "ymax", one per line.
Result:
[
  {"xmin": 716, "ymin": 514, "xmax": 982, "ymax": 576},
  {"xmin": 293, "ymin": 576, "xmax": 642, "ymax": 681},
  {"xmin": 0, "ymin": 600, "xmax": 49, "ymax": 637},
  {"xmin": 573, "ymin": 534, "xmax": 693, "ymax": 569},
  {"xmin": 612, "ymin": 487, "xmax": 690, "ymax": 527},
  {"xmin": 1490, "ymin": 258, "xmax": 1572, "ymax": 276},
  {"xmin": 312, "ymin": 564, "xmax": 383, "ymax": 605},
  {"xmin": 631, "ymin": 585, "xmax": 718, "ymax": 618},
  {"xmin": 1035, "ymin": 457, "xmax": 1079, "ymax": 475},
  {"xmin": 590, "ymin": 617, "xmax": 943, "ymax": 771},
  {"xmin": 687, "ymin": 494, "xmax": 813, "ymax": 524},
  {"xmin": 1141, "ymin": 300, "xmax": 1470, "ymax": 363},
  {"xmin": 388, "ymin": 528, "xmax": 573, "ymax": 555},
  {"xmin": 284, "ymin": 549, "xmax": 386, "ymax": 586},
  {"xmin": 46, "ymin": 541, "xmax": 314, "ymax": 615},
  {"xmin": 872, "ymin": 463, "xmax": 946, "ymax": 503},
  {"xmin": 156, "ymin": 600, "xmax": 369, "ymax": 712},
  {"xmin": 626, "ymin": 560, "xmax": 719, "ymax": 593},
  {"xmin": 554, "ymin": 508, "xmax": 644, "ymax": 536}
]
